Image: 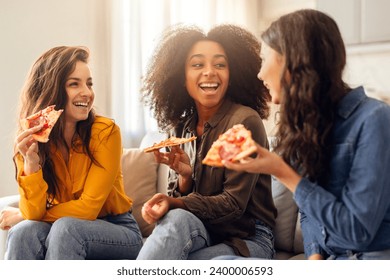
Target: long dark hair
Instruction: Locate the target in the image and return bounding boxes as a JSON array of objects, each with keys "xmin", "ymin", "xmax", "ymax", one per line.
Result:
[
  {"xmin": 15, "ymin": 46, "xmax": 98, "ymax": 203},
  {"xmin": 261, "ymin": 9, "xmax": 350, "ymax": 181},
  {"xmin": 141, "ymin": 24, "xmax": 270, "ymax": 131}
]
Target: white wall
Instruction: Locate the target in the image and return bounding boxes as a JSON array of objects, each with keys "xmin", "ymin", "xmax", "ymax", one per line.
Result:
[
  {"xmin": 0, "ymin": 0, "xmax": 111, "ymax": 197},
  {"xmin": 345, "ymin": 45, "xmax": 390, "ymax": 101},
  {"xmin": 258, "ymin": 0, "xmax": 390, "ymax": 135}
]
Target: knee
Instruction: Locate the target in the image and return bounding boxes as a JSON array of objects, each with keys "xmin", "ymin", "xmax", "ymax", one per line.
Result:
[
  {"xmin": 47, "ymin": 217, "xmax": 79, "ymax": 241},
  {"xmin": 8, "ymin": 220, "xmax": 48, "ymax": 243},
  {"xmin": 6, "ymin": 220, "xmax": 50, "ymax": 259},
  {"xmin": 7, "ymin": 220, "xmax": 50, "ymax": 254},
  {"xmin": 159, "ymin": 209, "xmax": 197, "ymax": 228},
  {"xmin": 51, "ymin": 217, "xmax": 78, "ymax": 232}
]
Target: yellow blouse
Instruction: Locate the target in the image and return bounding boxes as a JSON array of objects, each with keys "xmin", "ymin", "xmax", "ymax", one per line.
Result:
[{"xmin": 15, "ymin": 116, "xmax": 132, "ymax": 222}]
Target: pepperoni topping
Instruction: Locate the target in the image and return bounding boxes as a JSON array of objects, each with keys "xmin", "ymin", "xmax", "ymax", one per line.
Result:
[
  {"xmin": 27, "ymin": 115, "xmax": 50, "ymax": 134},
  {"xmin": 219, "ymin": 142, "xmax": 241, "ymax": 161}
]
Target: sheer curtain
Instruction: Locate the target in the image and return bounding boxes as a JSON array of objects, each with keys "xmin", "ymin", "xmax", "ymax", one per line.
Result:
[{"xmin": 111, "ymin": 0, "xmax": 260, "ymax": 147}]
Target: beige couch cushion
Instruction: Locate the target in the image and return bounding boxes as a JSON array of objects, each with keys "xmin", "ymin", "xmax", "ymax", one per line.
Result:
[
  {"xmin": 121, "ymin": 148, "xmax": 158, "ymax": 237},
  {"xmin": 272, "ymin": 176, "xmax": 299, "ymax": 252}
]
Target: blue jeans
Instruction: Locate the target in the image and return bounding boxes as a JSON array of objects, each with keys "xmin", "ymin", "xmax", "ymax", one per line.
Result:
[
  {"xmin": 5, "ymin": 211, "xmax": 142, "ymax": 260},
  {"xmin": 136, "ymin": 209, "xmax": 274, "ymax": 260}
]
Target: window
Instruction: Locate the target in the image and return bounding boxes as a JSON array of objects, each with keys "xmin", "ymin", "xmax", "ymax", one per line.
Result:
[{"xmin": 111, "ymin": 0, "xmax": 260, "ymax": 147}]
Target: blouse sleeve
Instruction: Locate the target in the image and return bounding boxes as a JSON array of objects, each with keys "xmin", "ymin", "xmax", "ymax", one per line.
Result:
[
  {"xmin": 16, "ymin": 154, "xmax": 49, "ymax": 220},
  {"xmin": 299, "ymin": 209, "xmax": 325, "ymax": 258},
  {"xmin": 42, "ymin": 123, "xmax": 123, "ymax": 222},
  {"xmin": 294, "ymin": 104, "xmax": 390, "ymax": 251}
]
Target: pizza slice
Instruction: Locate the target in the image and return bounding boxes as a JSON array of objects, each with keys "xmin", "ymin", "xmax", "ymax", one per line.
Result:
[
  {"xmin": 20, "ymin": 105, "xmax": 64, "ymax": 143},
  {"xmin": 143, "ymin": 136, "xmax": 197, "ymax": 153},
  {"xmin": 202, "ymin": 124, "xmax": 257, "ymax": 167}
]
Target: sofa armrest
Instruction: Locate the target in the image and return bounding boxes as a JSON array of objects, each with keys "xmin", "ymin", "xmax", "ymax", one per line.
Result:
[
  {"xmin": 0, "ymin": 194, "xmax": 20, "ymax": 260},
  {"xmin": 0, "ymin": 195, "xmax": 20, "ymax": 210}
]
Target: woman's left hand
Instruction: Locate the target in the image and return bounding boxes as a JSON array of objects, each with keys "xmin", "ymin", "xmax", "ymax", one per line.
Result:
[
  {"xmin": 141, "ymin": 193, "xmax": 186, "ymax": 224},
  {"xmin": 0, "ymin": 207, "xmax": 24, "ymax": 230},
  {"xmin": 141, "ymin": 193, "xmax": 170, "ymax": 224},
  {"xmin": 223, "ymin": 143, "xmax": 282, "ymax": 174},
  {"xmin": 223, "ymin": 143, "xmax": 301, "ymax": 192}
]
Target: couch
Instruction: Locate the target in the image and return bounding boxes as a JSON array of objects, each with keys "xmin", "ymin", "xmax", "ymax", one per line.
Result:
[{"xmin": 0, "ymin": 131, "xmax": 304, "ymax": 260}]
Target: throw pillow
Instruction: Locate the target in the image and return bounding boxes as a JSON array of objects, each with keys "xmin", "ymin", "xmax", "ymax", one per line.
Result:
[{"xmin": 121, "ymin": 148, "xmax": 158, "ymax": 237}]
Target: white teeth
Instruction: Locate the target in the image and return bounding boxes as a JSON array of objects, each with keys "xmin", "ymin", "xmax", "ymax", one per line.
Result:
[
  {"xmin": 200, "ymin": 83, "xmax": 218, "ymax": 87},
  {"xmin": 74, "ymin": 102, "xmax": 88, "ymax": 107}
]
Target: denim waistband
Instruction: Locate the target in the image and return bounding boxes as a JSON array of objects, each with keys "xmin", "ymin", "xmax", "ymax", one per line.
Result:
[{"xmin": 255, "ymin": 220, "xmax": 272, "ymax": 231}]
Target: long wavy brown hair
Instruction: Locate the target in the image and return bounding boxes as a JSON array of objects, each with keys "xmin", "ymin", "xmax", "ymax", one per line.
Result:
[
  {"xmin": 141, "ymin": 24, "xmax": 270, "ymax": 131},
  {"xmin": 15, "ymin": 46, "xmax": 98, "ymax": 203},
  {"xmin": 261, "ymin": 9, "xmax": 351, "ymax": 181}
]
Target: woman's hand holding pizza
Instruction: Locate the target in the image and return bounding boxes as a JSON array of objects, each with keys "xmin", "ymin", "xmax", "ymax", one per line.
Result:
[
  {"xmin": 153, "ymin": 146, "xmax": 193, "ymax": 194},
  {"xmin": 222, "ymin": 143, "xmax": 277, "ymax": 174},
  {"xmin": 153, "ymin": 146, "xmax": 191, "ymax": 176},
  {"xmin": 223, "ymin": 143, "xmax": 302, "ymax": 193},
  {"xmin": 16, "ymin": 124, "xmax": 43, "ymax": 176}
]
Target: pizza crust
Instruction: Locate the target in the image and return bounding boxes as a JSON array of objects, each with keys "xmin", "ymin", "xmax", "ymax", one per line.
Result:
[
  {"xmin": 143, "ymin": 136, "xmax": 197, "ymax": 153},
  {"xmin": 201, "ymin": 142, "xmax": 225, "ymax": 167}
]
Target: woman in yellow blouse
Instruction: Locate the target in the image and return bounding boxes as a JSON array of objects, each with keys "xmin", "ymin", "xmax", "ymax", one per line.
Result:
[{"xmin": 0, "ymin": 46, "xmax": 142, "ymax": 259}]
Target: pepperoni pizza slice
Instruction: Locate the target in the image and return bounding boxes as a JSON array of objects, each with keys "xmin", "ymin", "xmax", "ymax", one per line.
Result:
[
  {"xmin": 143, "ymin": 136, "xmax": 197, "ymax": 153},
  {"xmin": 202, "ymin": 124, "xmax": 257, "ymax": 167},
  {"xmin": 20, "ymin": 105, "xmax": 63, "ymax": 143}
]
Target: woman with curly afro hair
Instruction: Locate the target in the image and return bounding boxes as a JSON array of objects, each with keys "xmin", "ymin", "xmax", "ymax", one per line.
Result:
[{"xmin": 137, "ymin": 24, "xmax": 277, "ymax": 260}]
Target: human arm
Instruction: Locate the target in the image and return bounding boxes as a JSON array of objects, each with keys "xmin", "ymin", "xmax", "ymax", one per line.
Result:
[
  {"xmin": 294, "ymin": 104, "xmax": 390, "ymax": 251},
  {"xmin": 152, "ymin": 145, "xmax": 193, "ymax": 195},
  {"xmin": 15, "ymin": 125, "xmax": 49, "ymax": 220},
  {"xmin": 179, "ymin": 116, "xmax": 272, "ymax": 224},
  {"xmin": 41, "ymin": 122, "xmax": 124, "ymax": 221},
  {"xmin": 18, "ymin": 121, "xmax": 125, "ymax": 221},
  {"xmin": 225, "ymin": 103, "xmax": 390, "ymax": 252},
  {"xmin": 223, "ymin": 143, "xmax": 302, "ymax": 192},
  {"xmin": 141, "ymin": 193, "xmax": 186, "ymax": 224},
  {"xmin": 223, "ymin": 147, "xmax": 326, "ymax": 258},
  {"xmin": 15, "ymin": 125, "xmax": 44, "ymax": 175},
  {"xmin": 299, "ymin": 210, "xmax": 325, "ymax": 259},
  {"xmin": 141, "ymin": 144, "xmax": 193, "ymax": 223}
]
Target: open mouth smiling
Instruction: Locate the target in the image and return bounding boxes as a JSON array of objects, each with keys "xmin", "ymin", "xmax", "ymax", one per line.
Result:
[
  {"xmin": 73, "ymin": 102, "xmax": 89, "ymax": 108},
  {"xmin": 199, "ymin": 82, "xmax": 219, "ymax": 92}
]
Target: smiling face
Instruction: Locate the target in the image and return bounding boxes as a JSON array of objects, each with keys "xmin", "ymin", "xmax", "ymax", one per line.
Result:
[
  {"xmin": 258, "ymin": 42, "xmax": 286, "ymax": 104},
  {"xmin": 185, "ymin": 40, "xmax": 229, "ymax": 114},
  {"xmin": 64, "ymin": 61, "xmax": 94, "ymax": 124}
]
